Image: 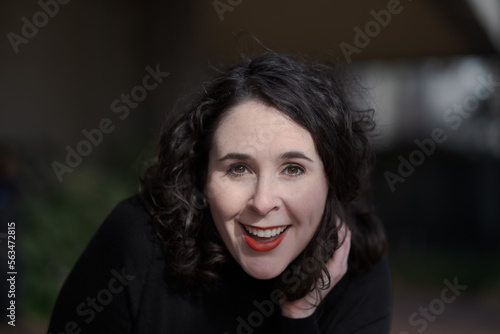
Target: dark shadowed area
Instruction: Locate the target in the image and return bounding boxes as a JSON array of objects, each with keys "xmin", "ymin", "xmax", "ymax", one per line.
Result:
[{"xmin": 0, "ymin": 0, "xmax": 499, "ymax": 333}]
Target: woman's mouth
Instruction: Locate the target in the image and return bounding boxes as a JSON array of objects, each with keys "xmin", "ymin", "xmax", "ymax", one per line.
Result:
[{"xmin": 241, "ymin": 224, "xmax": 290, "ymax": 252}]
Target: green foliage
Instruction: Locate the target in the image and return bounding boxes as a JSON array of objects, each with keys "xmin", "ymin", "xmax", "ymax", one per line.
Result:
[{"xmin": 21, "ymin": 167, "xmax": 136, "ymax": 317}]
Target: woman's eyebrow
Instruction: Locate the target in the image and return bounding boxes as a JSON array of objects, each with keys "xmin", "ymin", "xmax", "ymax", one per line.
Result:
[
  {"xmin": 218, "ymin": 153, "xmax": 253, "ymax": 161},
  {"xmin": 218, "ymin": 151, "xmax": 313, "ymax": 162},
  {"xmin": 280, "ymin": 151, "xmax": 313, "ymax": 162}
]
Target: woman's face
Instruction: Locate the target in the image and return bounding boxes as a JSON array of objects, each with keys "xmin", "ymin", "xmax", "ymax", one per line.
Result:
[{"xmin": 206, "ymin": 100, "xmax": 329, "ymax": 279}]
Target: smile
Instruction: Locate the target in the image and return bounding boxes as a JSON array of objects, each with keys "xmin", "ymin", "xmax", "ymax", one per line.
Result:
[{"xmin": 241, "ymin": 224, "xmax": 290, "ymax": 252}]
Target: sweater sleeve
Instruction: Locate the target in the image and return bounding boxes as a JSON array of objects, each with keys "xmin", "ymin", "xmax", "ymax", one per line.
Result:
[
  {"xmin": 279, "ymin": 255, "xmax": 392, "ymax": 334},
  {"xmin": 47, "ymin": 196, "xmax": 156, "ymax": 334},
  {"xmin": 279, "ymin": 312, "xmax": 320, "ymax": 334}
]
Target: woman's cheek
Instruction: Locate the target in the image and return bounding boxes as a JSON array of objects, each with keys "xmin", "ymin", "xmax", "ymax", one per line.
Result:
[
  {"xmin": 206, "ymin": 171, "xmax": 240, "ymax": 201},
  {"xmin": 209, "ymin": 177, "xmax": 247, "ymax": 218},
  {"xmin": 288, "ymin": 182, "xmax": 327, "ymax": 227},
  {"xmin": 206, "ymin": 173, "xmax": 226, "ymax": 200}
]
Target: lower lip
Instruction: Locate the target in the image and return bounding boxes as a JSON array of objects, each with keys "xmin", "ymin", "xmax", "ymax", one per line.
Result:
[{"xmin": 243, "ymin": 226, "xmax": 289, "ymax": 252}]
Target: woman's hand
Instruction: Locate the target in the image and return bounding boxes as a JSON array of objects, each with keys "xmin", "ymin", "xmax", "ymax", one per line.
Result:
[{"xmin": 280, "ymin": 225, "xmax": 351, "ymax": 319}]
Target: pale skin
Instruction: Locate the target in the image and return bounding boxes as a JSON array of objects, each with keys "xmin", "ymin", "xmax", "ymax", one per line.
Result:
[{"xmin": 206, "ymin": 100, "xmax": 351, "ymax": 319}]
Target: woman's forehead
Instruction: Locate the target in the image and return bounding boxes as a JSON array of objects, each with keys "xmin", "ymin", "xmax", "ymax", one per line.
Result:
[
  {"xmin": 210, "ymin": 100, "xmax": 321, "ymax": 162},
  {"xmin": 215, "ymin": 101, "xmax": 310, "ymax": 141}
]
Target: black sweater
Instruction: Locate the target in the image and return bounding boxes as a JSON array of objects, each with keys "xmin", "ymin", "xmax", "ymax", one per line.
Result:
[{"xmin": 48, "ymin": 195, "xmax": 392, "ymax": 334}]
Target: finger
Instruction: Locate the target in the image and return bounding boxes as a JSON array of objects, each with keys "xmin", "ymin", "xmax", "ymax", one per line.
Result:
[
  {"xmin": 325, "ymin": 226, "xmax": 351, "ymax": 279},
  {"xmin": 316, "ymin": 228, "xmax": 351, "ymax": 300},
  {"xmin": 336, "ymin": 222, "xmax": 349, "ymax": 246},
  {"xmin": 339, "ymin": 228, "xmax": 351, "ymax": 269},
  {"xmin": 332, "ymin": 224, "xmax": 351, "ymax": 262}
]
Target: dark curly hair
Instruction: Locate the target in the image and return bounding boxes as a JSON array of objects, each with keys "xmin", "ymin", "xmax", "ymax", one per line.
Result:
[{"xmin": 141, "ymin": 52, "xmax": 386, "ymax": 301}]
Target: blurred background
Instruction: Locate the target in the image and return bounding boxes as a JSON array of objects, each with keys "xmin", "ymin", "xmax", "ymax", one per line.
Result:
[{"xmin": 1, "ymin": 0, "xmax": 499, "ymax": 333}]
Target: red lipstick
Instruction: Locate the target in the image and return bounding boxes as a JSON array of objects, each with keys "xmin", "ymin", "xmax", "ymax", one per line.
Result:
[{"xmin": 242, "ymin": 225, "xmax": 289, "ymax": 252}]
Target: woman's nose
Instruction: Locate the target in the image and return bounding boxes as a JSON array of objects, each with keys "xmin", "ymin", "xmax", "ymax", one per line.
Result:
[{"xmin": 249, "ymin": 175, "xmax": 279, "ymax": 216}]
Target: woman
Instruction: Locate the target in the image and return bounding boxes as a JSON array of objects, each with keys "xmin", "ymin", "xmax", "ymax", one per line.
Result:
[{"xmin": 48, "ymin": 52, "xmax": 391, "ymax": 333}]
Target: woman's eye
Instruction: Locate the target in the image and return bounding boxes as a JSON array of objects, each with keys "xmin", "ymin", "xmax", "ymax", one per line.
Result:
[
  {"xmin": 227, "ymin": 164, "xmax": 248, "ymax": 177},
  {"xmin": 284, "ymin": 165, "xmax": 304, "ymax": 176},
  {"xmin": 234, "ymin": 166, "xmax": 246, "ymax": 174}
]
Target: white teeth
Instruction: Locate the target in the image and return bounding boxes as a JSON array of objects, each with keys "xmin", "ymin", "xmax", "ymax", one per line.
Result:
[{"xmin": 244, "ymin": 225, "xmax": 287, "ymax": 238}]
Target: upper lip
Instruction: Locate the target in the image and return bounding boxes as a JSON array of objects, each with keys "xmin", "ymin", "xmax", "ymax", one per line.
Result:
[{"xmin": 240, "ymin": 223, "xmax": 290, "ymax": 230}]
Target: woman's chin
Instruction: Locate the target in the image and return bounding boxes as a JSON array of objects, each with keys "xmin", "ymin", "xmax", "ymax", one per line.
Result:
[
  {"xmin": 246, "ymin": 269, "xmax": 280, "ymax": 280},
  {"xmin": 240, "ymin": 261, "xmax": 286, "ymax": 280}
]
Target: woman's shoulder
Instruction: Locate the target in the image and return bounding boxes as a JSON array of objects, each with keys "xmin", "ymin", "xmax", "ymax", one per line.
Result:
[
  {"xmin": 95, "ymin": 194, "xmax": 159, "ymax": 252},
  {"xmin": 67, "ymin": 193, "xmax": 163, "ymax": 279},
  {"xmin": 67, "ymin": 193, "xmax": 165, "ymax": 289},
  {"xmin": 104, "ymin": 194, "xmax": 153, "ymax": 232}
]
